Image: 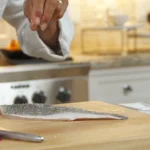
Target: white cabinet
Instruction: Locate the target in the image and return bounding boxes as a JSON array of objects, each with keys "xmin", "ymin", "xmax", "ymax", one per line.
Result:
[{"xmin": 89, "ymin": 66, "xmax": 150, "ymax": 104}]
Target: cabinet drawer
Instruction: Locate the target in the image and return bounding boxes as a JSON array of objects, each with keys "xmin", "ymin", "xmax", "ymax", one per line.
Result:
[{"xmin": 89, "ymin": 68, "xmax": 150, "ymax": 104}]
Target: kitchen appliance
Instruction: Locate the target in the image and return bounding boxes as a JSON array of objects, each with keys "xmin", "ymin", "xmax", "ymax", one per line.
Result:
[
  {"xmin": 0, "ymin": 52, "xmax": 89, "ymax": 105},
  {"xmin": 0, "ymin": 77, "xmax": 88, "ymax": 105},
  {"xmin": 0, "ymin": 38, "xmax": 73, "ymax": 65},
  {"xmin": 0, "ymin": 45, "xmax": 89, "ymax": 105},
  {"xmin": 0, "ymin": 49, "xmax": 73, "ymax": 65}
]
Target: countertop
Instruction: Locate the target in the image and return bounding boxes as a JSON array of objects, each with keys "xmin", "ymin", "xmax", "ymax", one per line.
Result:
[
  {"xmin": 0, "ymin": 101, "xmax": 150, "ymax": 150},
  {"xmin": 1, "ymin": 53, "xmax": 150, "ymax": 82},
  {"xmin": 72, "ymin": 53, "xmax": 150, "ymax": 69},
  {"xmin": 1, "ymin": 53, "xmax": 150, "ymax": 72}
]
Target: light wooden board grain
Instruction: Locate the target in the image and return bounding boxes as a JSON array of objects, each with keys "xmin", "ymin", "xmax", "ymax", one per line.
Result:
[{"xmin": 0, "ymin": 101, "xmax": 150, "ymax": 150}]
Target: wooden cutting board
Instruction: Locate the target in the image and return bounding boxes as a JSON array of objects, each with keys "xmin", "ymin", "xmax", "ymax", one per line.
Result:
[{"xmin": 0, "ymin": 101, "xmax": 150, "ymax": 150}]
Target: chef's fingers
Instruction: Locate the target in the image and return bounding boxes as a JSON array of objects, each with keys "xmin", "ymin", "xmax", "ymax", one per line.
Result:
[
  {"xmin": 24, "ymin": 0, "xmax": 32, "ymax": 22},
  {"xmin": 31, "ymin": 0, "xmax": 45, "ymax": 31},
  {"xmin": 52, "ymin": 0, "xmax": 68, "ymax": 21},
  {"xmin": 24, "ymin": 0, "xmax": 37, "ymax": 31},
  {"xmin": 40, "ymin": 0, "xmax": 58, "ymax": 31}
]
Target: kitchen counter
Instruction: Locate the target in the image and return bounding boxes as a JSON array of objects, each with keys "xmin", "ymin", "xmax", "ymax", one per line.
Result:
[
  {"xmin": 1, "ymin": 53, "xmax": 150, "ymax": 82},
  {"xmin": 0, "ymin": 101, "xmax": 150, "ymax": 150},
  {"xmin": 0, "ymin": 62, "xmax": 90, "ymax": 82},
  {"xmin": 2, "ymin": 53, "xmax": 150, "ymax": 71},
  {"xmin": 72, "ymin": 53, "xmax": 150, "ymax": 70}
]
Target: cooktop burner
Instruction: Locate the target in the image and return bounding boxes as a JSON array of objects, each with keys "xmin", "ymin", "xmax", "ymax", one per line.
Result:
[{"xmin": 0, "ymin": 50, "xmax": 73, "ymax": 65}]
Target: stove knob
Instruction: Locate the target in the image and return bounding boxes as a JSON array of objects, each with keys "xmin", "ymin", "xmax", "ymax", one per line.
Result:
[
  {"xmin": 14, "ymin": 96, "xmax": 28, "ymax": 104},
  {"xmin": 32, "ymin": 91, "xmax": 47, "ymax": 104},
  {"xmin": 56, "ymin": 87, "xmax": 71, "ymax": 103}
]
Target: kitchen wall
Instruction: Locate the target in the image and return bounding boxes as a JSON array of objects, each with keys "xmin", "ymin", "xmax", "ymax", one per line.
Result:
[
  {"xmin": 0, "ymin": 20, "xmax": 17, "ymax": 48},
  {"xmin": 70, "ymin": 0, "xmax": 150, "ymax": 54},
  {"xmin": 0, "ymin": 0, "xmax": 150, "ymax": 54}
]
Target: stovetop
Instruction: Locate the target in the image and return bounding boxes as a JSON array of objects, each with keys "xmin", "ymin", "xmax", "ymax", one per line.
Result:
[
  {"xmin": 10, "ymin": 57, "xmax": 73, "ymax": 65},
  {"xmin": 0, "ymin": 50, "xmax": 73, "ymax": 65}
]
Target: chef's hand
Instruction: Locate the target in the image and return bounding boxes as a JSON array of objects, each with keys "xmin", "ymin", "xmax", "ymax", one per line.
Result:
[
  {"xmin": 24, "ymin": 0, "xmax": 68, "ymax": 52},
  {"xmin": 24, "ymin": 0, "xmax": 68, "ymax": 31}
]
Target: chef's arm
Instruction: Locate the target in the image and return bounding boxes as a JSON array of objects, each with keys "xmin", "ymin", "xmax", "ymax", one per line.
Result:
[
  {"xmin": 2, "ymin": 0, "xmax": 74, "ymax": 61},
  {"xmin": 37, "ymin": 21, "xmax": 60, "ymax": 54}
]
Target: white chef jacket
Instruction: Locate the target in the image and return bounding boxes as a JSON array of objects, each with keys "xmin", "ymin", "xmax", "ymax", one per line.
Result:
[{"xmin": 0, "ymin": 0, "xmax": 74, "ymax": 61}]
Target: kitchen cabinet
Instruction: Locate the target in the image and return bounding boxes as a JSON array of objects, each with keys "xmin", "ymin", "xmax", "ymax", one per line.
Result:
[{"xmin": 89, "ymin": 66, "xmax": 150, "ymax": 104}]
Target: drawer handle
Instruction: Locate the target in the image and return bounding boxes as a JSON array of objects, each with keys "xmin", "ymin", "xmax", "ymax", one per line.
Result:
[{"xmin": 123, "ymin": 84, "xmax": 133, "ymax": 94}]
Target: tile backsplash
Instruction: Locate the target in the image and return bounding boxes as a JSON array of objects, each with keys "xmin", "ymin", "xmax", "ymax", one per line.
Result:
[
  {"xmin": 0, "ymin": 0, "xmax": 150, "ymax": 54},
  {"xmin": 70, "ymin": 0, "xmax": 150, "ymax": 24},
  {"xmin": 70, "ymin": 0, "xmax": 150, "ymax": 53}
]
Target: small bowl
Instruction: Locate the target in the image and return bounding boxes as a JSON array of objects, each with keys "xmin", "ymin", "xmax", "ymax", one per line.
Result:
[{"xmin": 109, "ymin": 14, "xmax": 128, "ymax": 26}]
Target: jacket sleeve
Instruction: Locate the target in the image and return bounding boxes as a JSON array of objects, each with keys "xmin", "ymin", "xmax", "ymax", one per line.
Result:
[{"xmin": 2, "ymin": 0, "xmax": 74, "ymax": 61}]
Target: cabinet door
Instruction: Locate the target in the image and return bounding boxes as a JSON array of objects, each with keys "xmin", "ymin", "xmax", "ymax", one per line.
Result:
[{"xmin": 89, "ymin": 66, "xmax": 150, "ymax": 104}]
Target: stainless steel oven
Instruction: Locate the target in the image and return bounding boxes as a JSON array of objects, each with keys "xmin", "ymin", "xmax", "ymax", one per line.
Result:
[
  {"xmin": 0, "ymin": 77, "xmax": 88, "ymax": 105},
  {"xmin": 0, "ymin": 62, "xmax": 89, "ymax": 105}
]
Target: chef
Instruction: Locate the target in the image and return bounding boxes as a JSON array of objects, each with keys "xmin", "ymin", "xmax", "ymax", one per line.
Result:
[{"xmin": 0, "ymin": 0, "xmax": 74, "ymax": 61}]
